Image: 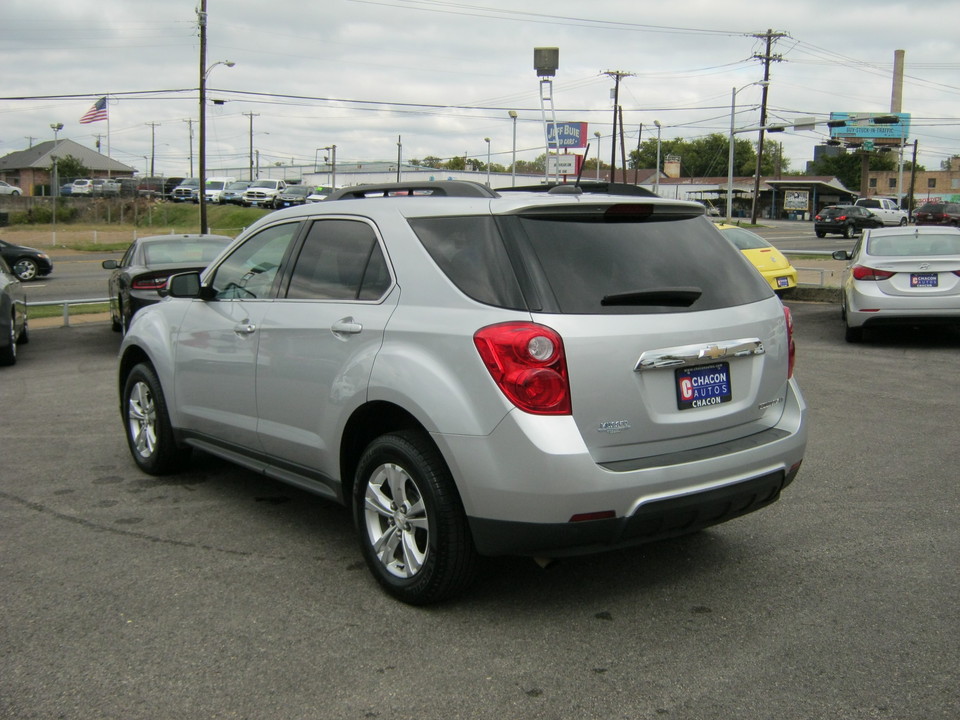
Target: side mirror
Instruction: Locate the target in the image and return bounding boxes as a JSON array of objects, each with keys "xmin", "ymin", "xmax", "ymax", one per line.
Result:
[
  {"xmin": 167, "ymin": 271, "xmax": 202, "ymax": 298},
  {"xmin": 832, "ymin": 250, "xmax": 851, "ymax": 261},
  {"xmin": 102, "ymin": 259, "xmax": 118, "ymax": 269}
]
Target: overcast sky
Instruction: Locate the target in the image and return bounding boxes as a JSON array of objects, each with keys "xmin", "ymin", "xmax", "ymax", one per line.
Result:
[{"xmin": 2, "ymin": 0, "xmax": 958, "ymax": 180}]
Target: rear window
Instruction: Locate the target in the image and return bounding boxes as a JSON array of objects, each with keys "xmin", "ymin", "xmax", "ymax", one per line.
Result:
[
  {"xmin": 411, "ymin": 212, "xmax": 771, "ymax": 314},
  {"xmin": 918, "ymin": 204, "xmax": 944, "ymax": 213},
  {"xmin": 857, "ymin": 199, "xmax": 880, "ymax": 208}
]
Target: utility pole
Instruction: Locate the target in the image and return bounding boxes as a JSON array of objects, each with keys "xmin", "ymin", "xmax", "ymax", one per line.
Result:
[
  {"xmin": 603, "ymin": 70, "xmax": 633, "ymax": 182},
  {"xmin": 145, "ymin": 122, "xmax": 161, "ymax": 177},
  {"xmin": 243, "ymin": 112, "xmax": 259, "ymax": 180},
  {"xmin": 749, "ymin": 30, "xmax": 784, "ymax": 224},
  {"xmin": 24, "ymin": 136, "xmax": 37, "ymax": 148},
  {"xmin": 183, "ymin": 119, "xmax": 195, "ymax": 177}
]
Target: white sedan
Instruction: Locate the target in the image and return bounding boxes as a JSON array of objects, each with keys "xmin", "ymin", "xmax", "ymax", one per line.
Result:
[
  {"xmin": 833, "ymin": 226, "xmax": 960, "ymax": 342},
  {"xmin": 0, "ymin": 181, "xmax": 23, "ymax": 196}
]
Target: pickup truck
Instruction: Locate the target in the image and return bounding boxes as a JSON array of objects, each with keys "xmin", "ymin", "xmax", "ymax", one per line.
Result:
[
  {"xmin": 853, "ymin": 197, "xmax": 908, "ymax": 226},
  {"xmin": 241, "ymin": 179, "xmax": 287, "ymax": 208}
]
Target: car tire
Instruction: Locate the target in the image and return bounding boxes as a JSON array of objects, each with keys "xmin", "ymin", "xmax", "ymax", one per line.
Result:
[
  {"xmin": 11, "ymin": 190, "xmax": 20, "ymax": 196},
  {"xmin": 0, "ymin": 315, "xmax": 17, "ymax": 366},
  {"xmin": 354, "ymin": 430, "xmax": 478, "ymax": 605},
  {"xmin": 815, "ymin": 230, "xmax": 826, "ymax": 238},
  {"xmin": 122, "ymin": 363, "xmax": 191, "ymax": 475},
  {"xmin": 12, "ymin": 258, "xmax": 38, "ymax": 281},
  {"xmin": 899, "ymin": 218, "xmax": 908, "ymax": 226},
  {"xmin": 843, "ymin": 224, "xmax": 854, "ymax": 239}
]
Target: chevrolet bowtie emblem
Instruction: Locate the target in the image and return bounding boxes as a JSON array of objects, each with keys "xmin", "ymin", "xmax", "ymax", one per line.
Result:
[{"xmin": 702, "ymin": 345, "xmax": 727, "ymax": 360}]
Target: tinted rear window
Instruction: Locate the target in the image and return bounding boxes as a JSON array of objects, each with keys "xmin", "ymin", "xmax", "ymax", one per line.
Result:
[
  {"xmin": 411, "ymin": 212, "xmax": 771, "ymax": 314},
  {"xmin": 918, "ymin": 204, "xmax": 944, "ymax": 213}
]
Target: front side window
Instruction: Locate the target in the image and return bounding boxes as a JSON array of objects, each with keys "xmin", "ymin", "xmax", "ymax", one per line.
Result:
[
  {"xmin": 209, "ymin": 222, "xmax": 300, "ymax": 300},
  {"xmin": 285, "ymin": 219, "xmax": 391, "ymax": 301}
]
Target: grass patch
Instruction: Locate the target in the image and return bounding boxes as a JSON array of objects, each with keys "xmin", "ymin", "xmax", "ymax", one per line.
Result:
[{"xmin": 28, "ymin": 302, "xmax": 110, "ymax": 320}]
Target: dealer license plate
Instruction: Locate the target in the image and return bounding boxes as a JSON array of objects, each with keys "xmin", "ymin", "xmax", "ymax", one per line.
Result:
[
  {"xmin": 675, "ymin": 362, "xmax": 732, "ymax": 411},
  {"xmin": 776, "ymin": 276, "xmax": 790, "ymax": 288},
  {"xmin": 910, "ymin": 273, "xmax": 938, "ymax": 288}
]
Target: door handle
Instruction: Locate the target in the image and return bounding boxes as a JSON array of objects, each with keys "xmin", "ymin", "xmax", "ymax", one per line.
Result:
[
  {"xmin": 234, "ymin": 322, "xmax": 257, "ymax": 335},
  {"xmin": 331, "ymin": 317, "xmax": 362, "ymax": 335}
]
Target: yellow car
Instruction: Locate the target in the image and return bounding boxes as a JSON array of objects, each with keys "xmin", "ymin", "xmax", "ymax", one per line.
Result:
[{"xmin": 716, "ymin": 223, "xmax": 797, "ymax": 292}]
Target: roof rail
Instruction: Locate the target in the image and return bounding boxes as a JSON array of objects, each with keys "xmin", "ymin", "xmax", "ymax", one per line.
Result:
[
  {"xmin": 325, "ymin": 180, "xmax": 498, "ymax": 201},
  {"xmin": 498, "ymin": 181, "xmax": 658, "ymax": 198}
]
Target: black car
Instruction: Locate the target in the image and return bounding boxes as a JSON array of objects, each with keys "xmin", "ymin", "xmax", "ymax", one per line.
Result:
[
  {"xmin": 102, "ymin": 233, "xmax": 232, "ymax": 333},
  {"xmin": 914, "ymin": 202, "xmax": 960, "ymax": 227},
  {"xmin": 0, "ymin": 256, "xmax": 28, "ymax": 366},
  {"xmin": 276, "ymin": 184, "xmax": 312, "ymax": 208},
  {"xmin": 0, "ymin": 238, "xmax": 54, "ymax": 281},
  {"xmin": 814, "ymin": 205, "xmax": 884, "ymax": 238}
]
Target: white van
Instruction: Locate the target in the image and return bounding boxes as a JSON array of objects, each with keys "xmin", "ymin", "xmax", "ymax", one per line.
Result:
[{"xmin": 203, "ymin": 176, "xmax": 236, "ymax": 204}]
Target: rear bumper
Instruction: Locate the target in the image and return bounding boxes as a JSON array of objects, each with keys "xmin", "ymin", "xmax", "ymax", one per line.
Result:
[
  {"xmin": 469, "ymin": 463, "xmax": 799, "ymax": 557},
  {"xmin": 436, "ymin": 377, "xmax": 807, "ymax": 557}
]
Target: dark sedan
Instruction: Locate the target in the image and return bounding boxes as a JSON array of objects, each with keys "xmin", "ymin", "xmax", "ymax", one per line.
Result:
[
  {"xmin": 0, "ymin": 238, "xmax": 54, "ymax": 282},
  {"xmin": 102, "ymin": 234, "xmax": 232, "ymax": 333},
  {"xmin": 1, "ymin": 256, "xmax": 28, "ymax": 366},
  {"xmin": 277, "ymin": 185, "xmax": 312, "ymax": 208},
  {"xmin": 814, "ymin": 205, "xmax": 884, "ymax": 238}
]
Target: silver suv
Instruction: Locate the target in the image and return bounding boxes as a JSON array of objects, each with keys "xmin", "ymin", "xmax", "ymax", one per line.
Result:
[{"xmin": 116, "ymin": 181, "xmax": 807, "ymax": 604}]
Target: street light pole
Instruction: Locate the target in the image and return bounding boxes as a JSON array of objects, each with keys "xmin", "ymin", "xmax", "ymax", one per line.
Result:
[
  {"xmin": 653, "ymin": 121, "xmax": 662, "ymax": 195},
  {"xmin": 508, "ymin": 111, "xmax": 518, "ymax": 186},
  {"xmin": 727, "ymin": 81, "xmax": 768, "ymax": 223},
  {"xmin": 197, "ymin": 0, "xmax": 234, "ymax": 233},
  {"xmin": 594, "ymin": 131, "xmax": 602, "ymax": 180},
  {"xmin": 484, "ymin": 137, "xmax": 491, "ymax": 187}
]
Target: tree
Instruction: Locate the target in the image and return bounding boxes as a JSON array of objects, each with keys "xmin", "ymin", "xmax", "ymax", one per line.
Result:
[
  {"xmin": 51, "ymin": 154, "xmax": 90, "ymax": 182},
  {"xmin": 627, "ymin": 133, "xmax": 789, "ymax": 180}
]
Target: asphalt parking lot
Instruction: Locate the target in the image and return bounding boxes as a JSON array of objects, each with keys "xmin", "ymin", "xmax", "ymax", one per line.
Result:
[{"xmin": 1, "ymin": 303, "xmax": 958, "ymax": 719}]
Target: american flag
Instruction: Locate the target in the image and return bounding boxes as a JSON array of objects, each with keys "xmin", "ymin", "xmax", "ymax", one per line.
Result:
[{"xmin": 79, "ymin": 97, "xmax": 108, "ymax": 124}]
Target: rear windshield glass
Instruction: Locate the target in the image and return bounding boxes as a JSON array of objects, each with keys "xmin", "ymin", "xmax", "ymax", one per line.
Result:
[
  {"xmin": 868, "ymin": 233, "xmax": 960, "ymax": 256},
  {"xmin": 411, "ymin": 212, "xmax": 770, "ymax": 314},
  {"xmin": 918, "ymin": 204, "xmax": 944, "ymax": 213}
]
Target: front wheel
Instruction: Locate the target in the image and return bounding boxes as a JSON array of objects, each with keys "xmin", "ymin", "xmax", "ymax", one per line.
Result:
[
  {"xmin": 13, "ymin": 258, "xmax": 38, "ymax": 281},
  {"xmin": 122, "ymin": 363, "xmax": 190, "ymax": 474},
  {"xmin": 843, "ymin": 224, "xmax": 854, "ymax": 239},
  {"xmin": 354, "ymin": 431, "xmax": 477, "ymax": 605},
  {"xmin": 0, "ymin": 315, "xmax": 17, "ymax": 366},
  {"xmin": 899, "ymin": 217, "xmax": 908, "ymax": 226}
]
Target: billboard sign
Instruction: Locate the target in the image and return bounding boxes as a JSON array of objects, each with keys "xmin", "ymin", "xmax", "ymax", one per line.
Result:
[
  {"xmin": 829, "ymin": 112, "xmax": 911, "ymax": 143},
  {"xmin": 546, "ymin": 153, "xmax": 582, "ymax": 176},
  {"xmin": 547, "ymin": 122, "xmax": 589, "ymax": 149}
]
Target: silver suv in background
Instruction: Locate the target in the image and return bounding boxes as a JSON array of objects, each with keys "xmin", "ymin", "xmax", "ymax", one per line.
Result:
[{"xmin": 116, "ymin": 181, "xmax": 807, "ymax": 604}]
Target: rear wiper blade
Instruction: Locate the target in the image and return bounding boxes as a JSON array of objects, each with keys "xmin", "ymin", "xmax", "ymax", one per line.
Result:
[{"xmin": 601, "ymin": 287, "xmax": 702, "ymax": 307}]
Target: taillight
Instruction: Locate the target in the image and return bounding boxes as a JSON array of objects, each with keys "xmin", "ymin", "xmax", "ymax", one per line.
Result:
[
  {"xmin": 474, "ymin": 322, "xmax": 571, "ymax": 415},
  {"xmin": 852, "ymin": 265, "xmax": 895, "ymax": 281},
  {"xmin": 836, "ymin": 214, "xmax": 848, "ymax": 221},
  {"xmin": 132, "ymin": 275, "xmax": 169, "ymax": 290},
  {"xmin": 783, "ymin": 306, "xmax": 795, "ymax": 379}
]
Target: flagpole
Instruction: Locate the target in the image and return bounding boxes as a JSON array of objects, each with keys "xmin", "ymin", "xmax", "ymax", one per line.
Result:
[{"xmin": 107, "ymin": 96, "xmax": 112, "ymax": 178}]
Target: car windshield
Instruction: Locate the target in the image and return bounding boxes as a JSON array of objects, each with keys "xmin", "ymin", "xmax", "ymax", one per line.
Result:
[
  {"xmin": 719, "ymin": 227, "xmax": 770, "ymax": 251},
  {"xmin": 285, "ymin": 186, "xmax": 310, "ymax": 194},
  {"xmin": 249, "ymin": 180, "xmax": 277, "ymax": 189},
  {"xmin": 206, "ymin": 181, "xmax": 226, "ymax": 190},
  {"xmin": 226, "ymin": 182, "xmax": 249, "ymax": 190},
  {"xmin": 867, "ymin": 232, "xmax": 960, "ymax": 257},
  {"xmin": 143, "ymin": 240, "xmax": 229, "ymax": 265}
]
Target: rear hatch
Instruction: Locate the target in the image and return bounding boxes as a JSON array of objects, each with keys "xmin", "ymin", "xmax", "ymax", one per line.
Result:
[
  {"xmin": 410, "ymin": 200, "xmax": 791, "ymax": 464},
  {"xmin": 503, "ymin": 204, "xmax": 789, "ymax": 463}
]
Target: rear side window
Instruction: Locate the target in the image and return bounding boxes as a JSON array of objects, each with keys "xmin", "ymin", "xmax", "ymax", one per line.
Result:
[
  {"xmin": 410, "ymin": 216, "xmax": 526, "ymax": 309},
  {"xmin": 512, "ymin": 214, "xmax": 771, "ymax": 314}
]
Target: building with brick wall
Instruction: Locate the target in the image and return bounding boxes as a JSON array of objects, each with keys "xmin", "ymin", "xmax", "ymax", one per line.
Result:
[{"xmin": 0, "ymin": 139, "xmax": 135, "ymax": 196}]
